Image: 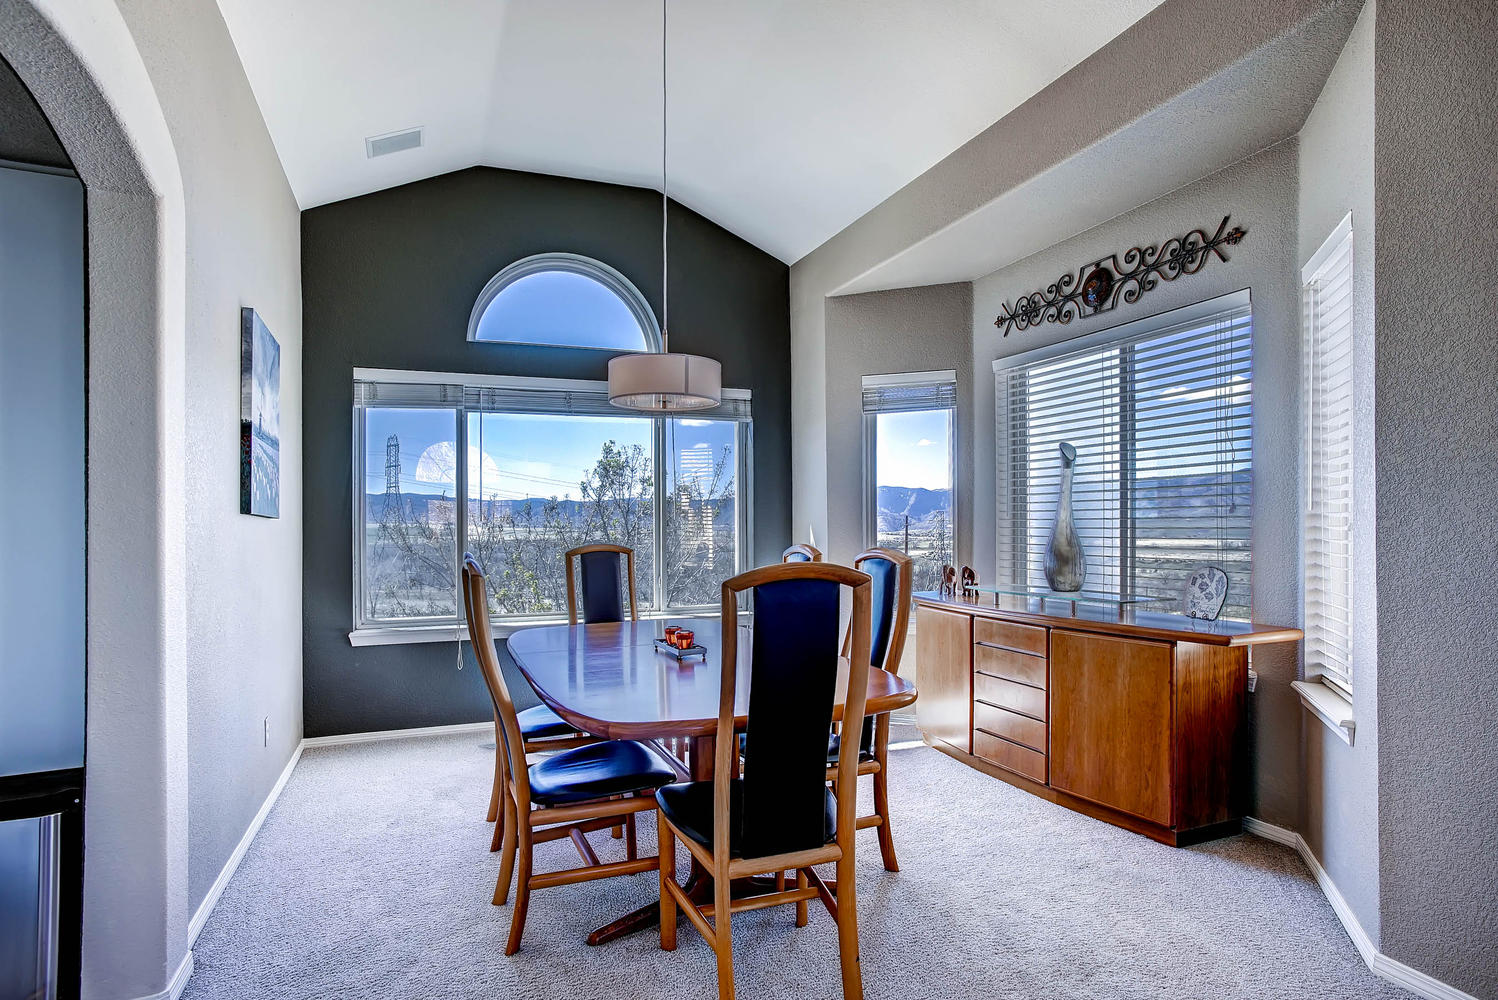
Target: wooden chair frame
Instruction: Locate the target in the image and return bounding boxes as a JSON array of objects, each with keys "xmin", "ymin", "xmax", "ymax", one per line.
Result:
[
  {"xmin": 781, "ymin": 542, "xmax": 823, "ymax": 562},
  {"xmin": 658, "ymin": 561, "xmax": 874, "ymax": 1000},
  {"xmin": 564, "ymin": 543, "xmax": 639, "ymax": 626},
  {"xmin": 464, "ymin": 557, "xmax": 658, "ymax": 955},
  {"xmin": 833, "ymin": 547, "xmax": 914, "ymax": 872},
  {"xmin": 463, "ymin": 562, "xmax": 599, "ymax": 853}
]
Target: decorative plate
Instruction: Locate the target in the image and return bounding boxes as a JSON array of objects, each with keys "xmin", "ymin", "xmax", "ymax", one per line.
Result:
[{"xmin": 1184, "ymin": 566, "xmax": 1229, "ymax": 621}]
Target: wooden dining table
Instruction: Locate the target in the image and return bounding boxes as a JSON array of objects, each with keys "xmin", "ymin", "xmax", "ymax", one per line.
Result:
[{"xmin": 506, "ymin": 615, "xmax": 918, "ymax": 944}]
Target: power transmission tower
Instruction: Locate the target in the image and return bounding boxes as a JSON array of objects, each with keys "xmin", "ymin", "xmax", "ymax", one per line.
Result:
[{"xmin": 383, "ymin": 433, "xmax": 404, "ymax": 526}]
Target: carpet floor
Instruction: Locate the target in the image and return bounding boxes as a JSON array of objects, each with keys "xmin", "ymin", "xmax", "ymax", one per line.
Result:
[{"xmin": 184, "ymin": 731, "xmax": 1402, "ymax": 1000}]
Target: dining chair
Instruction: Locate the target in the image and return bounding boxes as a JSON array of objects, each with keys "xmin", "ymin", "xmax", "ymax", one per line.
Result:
[
  {"xmin": 781, "ymin": 542, "xmax": 822, "ymax": 563},
  {"xmin": 564, "ymin": 543, "xmax": 639, "ymax": 625},
  {"xmin": 830, "ymin": 547, "xmax": 913, "ymax": 872},
  {"xmin": 656, "ymin": 561, "xmax": 874, "ymax": 1000},
  {"xmin": 463, "ymin": 555, "xmax": 675, "ymax": 954},
  {"xmin": 463, "ymin": 560, "xmax": 599, "ymax": 853}
]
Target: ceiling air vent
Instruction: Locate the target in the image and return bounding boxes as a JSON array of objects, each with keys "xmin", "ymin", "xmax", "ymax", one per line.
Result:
[{"xmin": 365, "ymin": 127, "xmax": 423, "ymax": 159}]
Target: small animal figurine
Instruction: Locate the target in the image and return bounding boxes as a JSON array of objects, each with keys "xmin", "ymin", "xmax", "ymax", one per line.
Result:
[
  {"xmin": 960, "ymin": 566, "xmax": 978, "ymax": 598},
  {"xmin": 939, "ymin": 565, "xmax": 957, "ymax": 598}
]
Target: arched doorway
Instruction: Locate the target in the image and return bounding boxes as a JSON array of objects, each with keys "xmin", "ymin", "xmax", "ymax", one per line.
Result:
[{"xmin": 0, "ymin": 2, "xmax": 190, "ymax": 997}]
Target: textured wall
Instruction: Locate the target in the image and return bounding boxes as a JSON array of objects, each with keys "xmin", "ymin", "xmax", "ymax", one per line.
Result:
[
  {"xmin": 0, "ymin": 55, "xmax": 67, "ymax": 167},
  {"xmin": 1296, "ymin": 0, "xmax": 1380, "ymax": 945},
  {"xmin": 115, "ymin": 0, "xmax": 305, "ymax": 917},
  {"xmin": 301, "ymin": 167, "xmax": 790, "ymax": 737},
  {"xmin": 822, "ymin": 284, "xmax": 974, "ymax": 567},
  {"xmin": 971, "ymin": 142, "xmax": 1305, "ymax": 827},
  {"xmin": 1373, "ymin": 1, "xmax": 1498, "ymax": 995}
]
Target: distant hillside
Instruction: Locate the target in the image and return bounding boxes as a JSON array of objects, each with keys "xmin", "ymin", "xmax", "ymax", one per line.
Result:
[
  {"xmin": 367, "ymin": 492, "xmax": 732, "ymax": 528},
  {"xmin": 875, "ymin": 486, "xmax": 951, "ymax": 530}
]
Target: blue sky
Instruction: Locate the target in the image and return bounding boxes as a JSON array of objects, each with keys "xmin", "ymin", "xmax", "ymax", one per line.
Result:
[
  {"xmin": 363, "ymin": 408, "xmax": 733, "ymax": 502},
  {"xmin": 875, "ymin": 409, "xmax": 952, "ymax": 491},
  {"xmin": 473, "ymin": 271, "xmax": 649, "ymax": 350}
]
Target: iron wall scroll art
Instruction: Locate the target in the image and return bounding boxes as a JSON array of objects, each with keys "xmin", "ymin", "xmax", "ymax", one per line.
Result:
[{"xmin": 993, "ymin": 216, "xmax": 1247, "ymax": 336}]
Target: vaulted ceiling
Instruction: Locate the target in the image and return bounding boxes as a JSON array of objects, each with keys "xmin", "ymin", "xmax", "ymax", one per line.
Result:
[{"xmin": 215, "ymin": 0, "xmax": 1163, "ymax": 263}]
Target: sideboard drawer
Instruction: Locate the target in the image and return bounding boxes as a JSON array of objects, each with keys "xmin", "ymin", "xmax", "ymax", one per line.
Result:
[
  {"xmin": 973, "ymin": 701, "xmax": 1047, "ymax": 753},
  {"xmin": 974, "ymin": 730, "xmax": 1047, "ymax": 783},
  {"xmin": 973, "ymin": 641, "xmax": 1047, "ymax": 689},
  {"xmin": 974, "ymin": 671, "xmax": 1047, "ymax": 721},
  {"xmin": 973, "ymin": 618, "xmax": 1047, "ymax": 657}
]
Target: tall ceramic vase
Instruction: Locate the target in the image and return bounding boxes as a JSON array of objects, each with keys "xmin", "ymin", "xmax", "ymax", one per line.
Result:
[{"xmin": 1044, "ymin": 441, "xmax": 1086, "ymax": 592}]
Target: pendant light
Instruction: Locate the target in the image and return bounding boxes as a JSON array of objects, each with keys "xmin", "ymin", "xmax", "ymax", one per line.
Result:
[{"xmin": 608, "ymin": 0, "xmax": 722, "ymax": 412}]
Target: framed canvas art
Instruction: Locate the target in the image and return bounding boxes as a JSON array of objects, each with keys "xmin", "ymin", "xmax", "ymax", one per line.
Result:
[{"xmin": 240, "ymin": 307, "xmax": 280, "ymax": 517}]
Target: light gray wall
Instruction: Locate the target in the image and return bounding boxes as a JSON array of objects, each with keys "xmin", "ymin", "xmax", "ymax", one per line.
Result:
[
  {"xmin": 822, "ymin": 283, "xmax": 973, "ymax": 566},
  {"xmin": 1295, "ymin": 0, "xmax": 1380, "ymax": 945},
  {"xmin": 971, "ymin": 141, "xmax": 1305, "ymax": 827},
  {"xmin": 114, "ymin": 0, "xmax": 304, "ymax": 915},
  {"xmin": 1373, "ymin": 1, "xmax": 1498, "ymax": 995},
  {"xmin": 0, "ymin": 56, "xmax": 68, "ymax": 168}
]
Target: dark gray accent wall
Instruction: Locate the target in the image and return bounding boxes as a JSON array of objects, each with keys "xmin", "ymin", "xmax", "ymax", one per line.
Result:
[
  {"xmin": 1373, "ymin": 1, "xmax": 1498, "ymax": 995},
  {"xmin": 301, "ymin": 167, "xmax": 790, "ymax": 738}
]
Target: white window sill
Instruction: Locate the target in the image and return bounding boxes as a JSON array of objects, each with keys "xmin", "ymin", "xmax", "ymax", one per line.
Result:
[
  {"xmin": 1292, "ymin": 679, "xmax": 1355, "ymax": 745},
  {"xmin": 349, "ymin": 610, "xmax": 723, "ymax": 647}
]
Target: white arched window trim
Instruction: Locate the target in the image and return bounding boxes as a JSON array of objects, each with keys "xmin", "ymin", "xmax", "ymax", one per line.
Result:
[{"xmin": 465, "ymin": 251, "xmax": 663, "ymax": 353}]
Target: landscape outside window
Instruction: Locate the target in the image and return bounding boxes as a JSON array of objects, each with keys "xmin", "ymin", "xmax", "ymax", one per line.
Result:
[
  {"xmin": 873, "ymin": 407, "xmax": 954, "ymax": 592},
  {"xmin": 360, "ymin": 405, "xmax": 740, "ymax": 625}
]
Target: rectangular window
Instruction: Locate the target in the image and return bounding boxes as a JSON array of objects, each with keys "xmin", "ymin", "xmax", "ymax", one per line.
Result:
[
  {"xmin": 1302, "ymin": 216, "xmax": 1355, "ymax": 696},
  {"xmin": 353, "ymin": 372, "xmax": 751, "ymax": 630},
  {"xmin": 995, "ymin": 292, "xmax": 1252, "ymax": 618},
  {"xmin": 862, "ymin": 371, "xmax": 956, "ymax": 592}
]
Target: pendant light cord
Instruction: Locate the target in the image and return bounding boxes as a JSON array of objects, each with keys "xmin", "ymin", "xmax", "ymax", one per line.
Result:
[{"xmin": 661, "ymin": 0, "xmax": 669, "ymax": 352}]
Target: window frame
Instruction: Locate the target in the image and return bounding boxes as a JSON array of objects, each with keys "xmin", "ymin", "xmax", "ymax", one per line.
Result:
[
  {"xmin": 993, "ymin": 290, "xmax": 1253, "ymax": 615},
  {"xmin": 350, "ymin": 368, "xmax": 752, "ymax": 637},
  {"xmin": 465, "ymin": 252, "xmax": 663, "ymax": 354},
  {"xmin": 861, "ymin": 369, "xmax": 958, "ymax": 566}
]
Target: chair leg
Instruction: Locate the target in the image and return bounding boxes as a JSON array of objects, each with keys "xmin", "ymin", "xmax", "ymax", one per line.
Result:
[
  {"xmin": 795, "ymin": 869, "xmax": 809, "ymax": 928},
  {"xmin": 486, "ymin": 750, "xmax": 501, "ymax": 823},
  {"xmin": 834, "ymin": 852, "xmax": 863, "ymax": 1000},
  {"xmin": 658, "ymin": 817, "xmax": 677, "ymax": 952},
  {"xmin": 625, "ymin": 811, "xmax": 638, "ymax": 861},
  {"xmin": 494, "ymin": 795, "xmax": 518, "ymax": 906},
  {"xmin": 714, "ymin": 873, "xmax": 735, "ymax": 1000},
  {"xmin": 872, "ymin": 766, "xmax": 898, "ymax": 872},
  {"xmin": 505, "ymin": 825, "xmax": 533, "ymax": 955}
]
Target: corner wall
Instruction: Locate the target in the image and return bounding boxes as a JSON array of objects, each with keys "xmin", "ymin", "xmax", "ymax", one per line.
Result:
[
  {"xmin": 113, "ymin": 0, "xmax": 304, "ymax": 916},
  {"xmin": 1296, "ymin": 0, "xmax": 1380, "ymax": 945},
  {"xmin": 1373, "ymin": 1, "xmax": 1498, "ymax": 995}
]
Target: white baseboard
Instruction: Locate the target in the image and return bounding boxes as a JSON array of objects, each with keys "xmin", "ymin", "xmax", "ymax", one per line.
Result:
[
  {"xmin": 188, "ymin": 742, "xmax": 303, "ymax": 946},
  {"xmin": 301, "ymin": 720, "xmax": 493, "ymax": 748},
  {"xmin": 1244, "ymin": 818, "xmax": 1480, "ymax": 1000},
  {"xmin": 131, "ymin": 950, "xmax": 193, "ymax": 1000}
]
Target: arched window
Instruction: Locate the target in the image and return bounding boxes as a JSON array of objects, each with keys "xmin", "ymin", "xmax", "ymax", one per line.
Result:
[{"xmin": 467, "ymin": 252, "xmax": 661, "ymax": 352}]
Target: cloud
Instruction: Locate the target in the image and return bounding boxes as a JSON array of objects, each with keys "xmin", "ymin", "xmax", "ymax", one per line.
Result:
[{"xmin": 916, "ymin": 438, "xmax": 934, "ymax": 447}]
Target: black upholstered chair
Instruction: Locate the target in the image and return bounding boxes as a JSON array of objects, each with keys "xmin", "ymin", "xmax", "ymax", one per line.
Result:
[
  {"xmin": 564, "ymin": 543, "xmax": 639, "ymax": 625},
  {"xmin": 829, "ymin": 547, "xmax": 913, "ymax": 872},
  {"xmin": 656, "ymin": 561, "xmax": 874, "ymax": 1000},
  {"xmin": 463, "ymin": 557, "xmax": 598, "ymax": 854},
  {"xmin": 463, "ymin": 556, "xmax": 674, "ymax": 955},
  {"xmin": 781, "ymin": 542, "xmax": 823, "ymax": 563}
]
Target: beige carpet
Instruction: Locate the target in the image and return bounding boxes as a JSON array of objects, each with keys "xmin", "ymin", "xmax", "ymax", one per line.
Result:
[{"xmin": 184, "ymin": 731, "xmax": 1404, "ymax": 999}]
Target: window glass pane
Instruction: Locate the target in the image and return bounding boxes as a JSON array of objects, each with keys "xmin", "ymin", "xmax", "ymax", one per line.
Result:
[
  {"xmin": 465, "ymin": 412, "xmax": 655, "ymax": 615},
  {"xmin": 473, "ymin": 270, "xmax": 649, "ymax": 350},
  {"xmin": 665, "ymin": 418, "xmax": 738, "ymax": 607},
  {"xmin": 362, "ymin": 407, "xmax": 458, "ymax": 620},
  {"xmin": 874, "ymin": 408, "xmax": 953, "ymax": 592}
]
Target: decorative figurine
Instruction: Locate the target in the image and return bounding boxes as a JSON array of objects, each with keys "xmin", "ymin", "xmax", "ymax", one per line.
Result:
[
  {"xmin": 960, "ymin": 566, "xmax": 978, "ymax": 598},
  {"xmin": 939, "ymin": 565, "xmax": 958, "ymax": 598}
]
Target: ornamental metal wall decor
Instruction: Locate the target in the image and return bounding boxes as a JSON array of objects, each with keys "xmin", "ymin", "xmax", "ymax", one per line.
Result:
[{"xmin": 993, "ymin": 215, "xmax": 1247, "ymax": 336}]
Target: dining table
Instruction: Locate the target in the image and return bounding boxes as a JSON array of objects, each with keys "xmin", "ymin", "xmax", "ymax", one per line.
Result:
[{"xmin": 506, "ymin": 615, "xmax": 918, "ymax": 945}]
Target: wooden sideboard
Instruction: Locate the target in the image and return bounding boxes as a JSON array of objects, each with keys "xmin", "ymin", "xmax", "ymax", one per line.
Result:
[{"xmin": 913, "ymin": 591, "xmax": 1302, "ymax": 845}]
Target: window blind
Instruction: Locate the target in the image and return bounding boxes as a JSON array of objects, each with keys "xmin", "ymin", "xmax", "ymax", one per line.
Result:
[
  {"xmin": 995, "ymin": 296, "xmax": 1252, "ymax": 618},
  {"xmin": 354, "ymin": 374, "xmax": 751, "ymax": 421},
  {"xmin": 862, "ymin": 370, "xmax": 958, "ymax": 413},
  {"xmin": 1302, "ymin": 218, "xmax": 1355, "ymax": 694}
]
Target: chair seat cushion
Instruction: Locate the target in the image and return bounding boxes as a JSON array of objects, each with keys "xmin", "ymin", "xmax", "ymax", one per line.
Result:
[
  {"xmin": 656, "ymin": 779, "xmax": 835, "ymax": 857},
  {"xmin": 517, "ymin": 704, "xmax": 576, "ymax": 740},
  {"xmin": 826, "ymin": 732, "xmax": 876, "ymax": 765},
  {"xmin": 527, "ymin": 740, "xmax": 676, "ymax": 806}
]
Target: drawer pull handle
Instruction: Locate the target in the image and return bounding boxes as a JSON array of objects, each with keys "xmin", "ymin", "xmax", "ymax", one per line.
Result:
[
  {"xmin": 975, "ymin": 640, "xmax": 1045, "ymax": 658},
  {"xmin": 974, "ymin": 697, "xmax": 1045, "ymax": 724}
]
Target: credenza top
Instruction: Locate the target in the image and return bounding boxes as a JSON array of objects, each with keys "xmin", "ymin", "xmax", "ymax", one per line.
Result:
[{"xmin": 913, "ymin": 591, "xmax": 1303, "ymax": 647}]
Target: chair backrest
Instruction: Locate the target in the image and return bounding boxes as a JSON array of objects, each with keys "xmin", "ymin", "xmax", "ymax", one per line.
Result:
[
  {"xmin": 564, "ymin": 544, "xmax": 638, "ymax": 625},
  {"xmin": 462, "ymin": 554, "xmax": 533, "ymax": 803},
  {"xmin": 781, "ymin": 543, "xmax": 823, "ymax": 563},
  {"xmin": 850, "ymin": 547, "xmax": 914, "ymax": 675},
  {"xmin": 717, "ymin": 562, "xmax": 871, "ymax": 861}
]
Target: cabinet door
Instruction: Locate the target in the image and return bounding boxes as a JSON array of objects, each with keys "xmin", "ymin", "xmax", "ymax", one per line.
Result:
[
  {"xmin": 914, "ymin": 606, "xmax": 971, "ymax": 753},
  {"xmin": 1049, "ymin": 630, "xmax": 1173, "ymax": 826}
]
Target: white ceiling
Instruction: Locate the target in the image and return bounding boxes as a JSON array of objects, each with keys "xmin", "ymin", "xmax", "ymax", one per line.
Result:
[{"xmin": 215, "ymin": 0, "xmax": 1163, "ymax": 263}]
